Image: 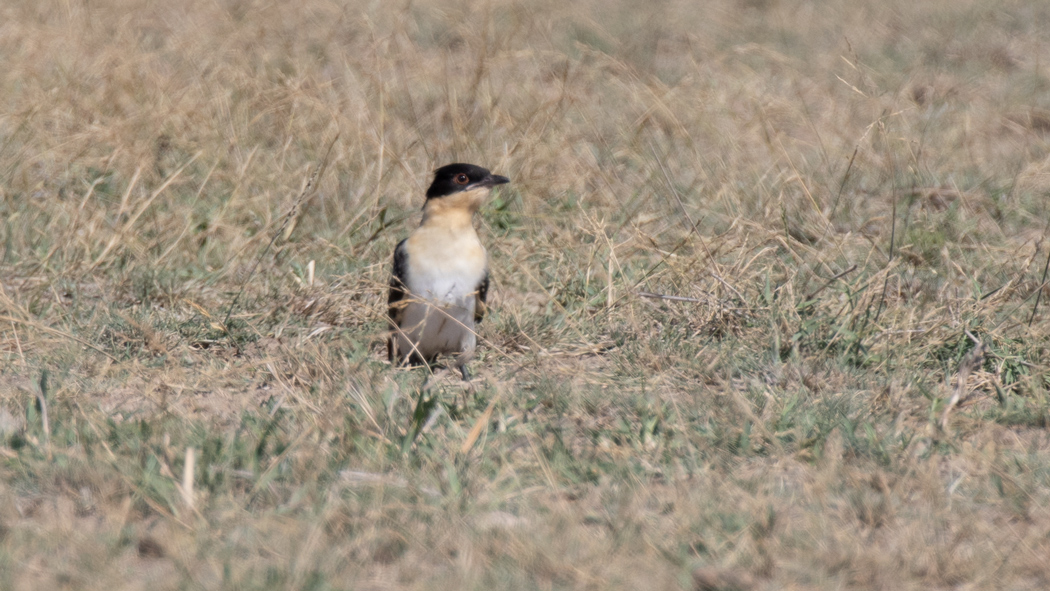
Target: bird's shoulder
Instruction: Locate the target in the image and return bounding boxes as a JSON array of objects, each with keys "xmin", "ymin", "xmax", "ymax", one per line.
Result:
[{"xmin": 391, "ymin": 238, "xmax": 409, "ymax": 281}]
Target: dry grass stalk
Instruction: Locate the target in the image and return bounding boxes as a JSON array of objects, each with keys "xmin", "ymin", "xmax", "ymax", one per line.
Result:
[
  {"xmin": 180, "ymin": 447, "xmax": 196, "ymax": 510},
  {"xmin": 940, "ymin": 340, "xmax": 990, "ymax": 432}
]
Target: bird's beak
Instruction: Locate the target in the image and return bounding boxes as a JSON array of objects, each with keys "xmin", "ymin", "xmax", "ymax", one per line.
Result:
[{"xmin": 485, "ymin": 174, "xmax": 510, "ymax": 187}]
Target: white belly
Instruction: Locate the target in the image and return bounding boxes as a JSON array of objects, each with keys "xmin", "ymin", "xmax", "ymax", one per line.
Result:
[
  {"xmin": 395, "ymin": 297, "xmax": 477, "ymax": 362},
  {"xmin": 407, "ymin": 256, "xmax": 485, "ymax": 304}
]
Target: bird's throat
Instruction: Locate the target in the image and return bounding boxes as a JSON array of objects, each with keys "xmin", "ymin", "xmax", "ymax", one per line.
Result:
[{"xmin": 420, "ymin": 187, "xmax": 487, "ymax": 230}]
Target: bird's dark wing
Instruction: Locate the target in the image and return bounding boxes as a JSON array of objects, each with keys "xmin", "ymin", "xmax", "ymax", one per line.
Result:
[
  {"xmin": 387, "ymin": 239, "xmax": 409, "ymax": 327},
  {"xmin": 474, "ymin": 270, "xmax": 489, "ymax": 324}
]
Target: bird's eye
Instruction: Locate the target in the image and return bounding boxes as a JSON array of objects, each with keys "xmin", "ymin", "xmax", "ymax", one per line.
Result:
[{"xmin": 455, "ymin": 174, "xmax": 470, "ymax": 184}]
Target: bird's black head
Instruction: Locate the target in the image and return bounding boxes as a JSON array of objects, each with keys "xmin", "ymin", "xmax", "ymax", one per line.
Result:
[{"xmin": 426, "ymin": 163, "xmax": 510, "ymax": 200}]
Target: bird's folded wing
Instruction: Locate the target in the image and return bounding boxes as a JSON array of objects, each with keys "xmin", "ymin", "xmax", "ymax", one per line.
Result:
[
  {"xmin": 387, "ymin": 239, "xmax": 410, "ymax": 326},
  {"xmin": 474, "ymin": 270, "xmax": 489, "ymax": 324}
]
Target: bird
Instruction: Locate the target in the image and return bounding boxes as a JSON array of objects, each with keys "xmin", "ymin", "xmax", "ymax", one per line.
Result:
[{"xmin": 387, "ymin": 163, "xmax": 510, "ymax": 380}]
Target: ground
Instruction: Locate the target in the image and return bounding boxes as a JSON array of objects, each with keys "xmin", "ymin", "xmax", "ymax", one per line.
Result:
[{"xmin": 2, "ymin": 0, "xmax": 1050, "ymax": 589}]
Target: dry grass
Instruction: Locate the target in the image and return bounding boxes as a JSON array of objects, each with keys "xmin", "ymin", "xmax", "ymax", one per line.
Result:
[{"xmin": 2, "ymin": 0, "xmax": 1050, "ymax": 589}]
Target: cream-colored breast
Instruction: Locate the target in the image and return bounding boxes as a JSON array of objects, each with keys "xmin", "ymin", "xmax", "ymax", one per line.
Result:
[{"xmin": 403, "ymin": 225, "xmax": 487, "ymax": 304}]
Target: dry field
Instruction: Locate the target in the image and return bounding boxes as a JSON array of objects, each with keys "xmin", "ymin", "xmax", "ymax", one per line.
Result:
[{"xmin": 2, "ymin": 0, "xmax": 1050, "ymax": 589}]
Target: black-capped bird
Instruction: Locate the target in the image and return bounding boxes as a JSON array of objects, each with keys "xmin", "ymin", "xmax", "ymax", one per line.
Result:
[{"xmin": 387, "ymin": 163, "xmax": 510, "ymax": 380}]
